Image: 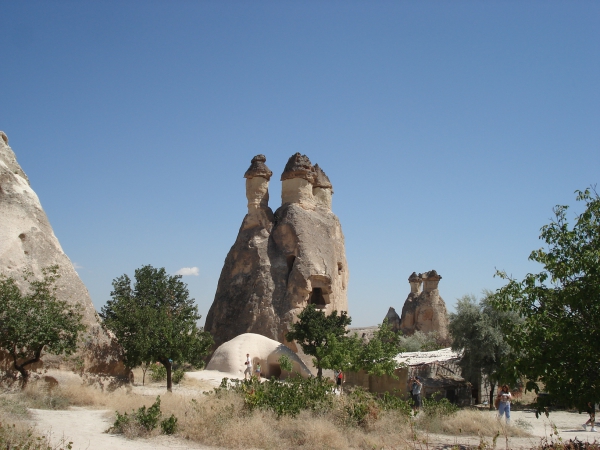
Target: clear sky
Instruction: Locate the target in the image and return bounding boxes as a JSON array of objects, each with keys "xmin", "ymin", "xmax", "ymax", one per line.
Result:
[{"xmin": 1, "ymin": 1, "xmax": 598, "ymax": 327}]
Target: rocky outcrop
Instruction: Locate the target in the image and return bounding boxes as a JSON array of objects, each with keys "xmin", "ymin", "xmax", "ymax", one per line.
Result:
[
  {"xmin": 0, "ymin": 131, "xmax": 127, "ymax": 376},
  {"xmin": 384, "ymin": 307, "xmax": 401, "ymax": 333},
  {"xmin": 396, "ymin": 270, "xmax": 449, "ymax": 341},
  {"xmin": 205, "ymin": 153, "xmax": 349, "ymax": 351}
]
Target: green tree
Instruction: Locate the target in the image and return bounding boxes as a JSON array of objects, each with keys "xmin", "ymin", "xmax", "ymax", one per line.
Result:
[
  {"xmin": 346, "ymin": 319, "xmax": 404, "ymax": 377},
  {"xmin": 0, "ymin": 266, "xmax": 85, "ymax": 389},
  {"xmin": 493, "ymin": 188, "xmax": 600, "ymax": 413},
  {"xmin": 285, "ymin": 304, "xmax": 352, "ymax": 378},
  {"xmin": 286, "ymin": 306, "xmax": 403, "ymax": 378},
  {"xmin": 449, "ymin": 292, "xmax": 520, "ymax": 409},
  {"xmin": 100, "ymin": 265, "xmax": 213, "ymax": 391}
]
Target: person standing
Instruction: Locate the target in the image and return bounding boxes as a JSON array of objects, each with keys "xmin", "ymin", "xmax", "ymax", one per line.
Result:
[
  {"xmin": 410, "ymin": 376, "xmax": 422, "ymax": 412},
  {"xmin": 244, "ymin": 353, "xmax": 252, "ymax": 380},
  {"xmin": 336, "ymin": 370, "xmax": 344, "ymax": 393},
  {"xmin": 255, "ymin": 362, "xmax": 262, "ymax": 379},
  {"xmin": 496, "ymin": 385, "xmax": 512, "ymax": 425}
]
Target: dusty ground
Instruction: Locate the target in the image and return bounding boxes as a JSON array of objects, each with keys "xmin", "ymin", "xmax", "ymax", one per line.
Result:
[
  {"xmin": 428, "ymin": 409, "xmax": 600, "ymax": 449},
  {"xmin": 20, "ymin": 369, "xmax": 600, "ymax": 450}
]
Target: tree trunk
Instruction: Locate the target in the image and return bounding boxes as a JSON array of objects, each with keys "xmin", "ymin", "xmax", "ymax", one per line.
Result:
[
  {"xmin": 142, "ymin": 366, "xmax": 147, "ymax": 386},
  {"xmin": 489, "ymin": 381, "xmax": 496, "ymax": 411},
  {"xmin": 161, "ymin": 359, "xmax": 173, "ymax": 392},
  {"xmin": 11, "ymin": 346, "xmax": 43, "ymax": 390},
  {"xmin": 316, "ymin": 358, "xmax": 322, "ymax": 378}
]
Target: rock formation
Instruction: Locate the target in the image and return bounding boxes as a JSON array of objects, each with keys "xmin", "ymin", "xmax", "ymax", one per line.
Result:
[
  {"xmin": 205, "ymin": 153, "xmax": 349, "ymax": 351},
  {"xmin": 396, "ymin": 270, "xmax": 449, "ymax": 341},
  {"xmin": 206, "ymin": 333, "xmax": 312, "ymax": 379},
  {"xmin": 0, "ymin": 131, "xmax": 126, "ymax": 376}
]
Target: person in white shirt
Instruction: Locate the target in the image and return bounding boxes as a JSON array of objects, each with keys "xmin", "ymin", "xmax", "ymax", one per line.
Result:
[
  {"xmin": 496, "ymin": 385, "xmax": 512, "ymax": 424},
  {"xmin": 244, "ymin": 353, "xmax": 252, "ymax": 380}
]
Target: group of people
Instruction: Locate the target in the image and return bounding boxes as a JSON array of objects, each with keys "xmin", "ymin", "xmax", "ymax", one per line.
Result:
[
  {"xmin": 244, "ymin": 353, "xmax": 262, "ymax": 380},
  {"xmin": 410, "ymin": 377, "xmax": 515, "ymax": 425}
]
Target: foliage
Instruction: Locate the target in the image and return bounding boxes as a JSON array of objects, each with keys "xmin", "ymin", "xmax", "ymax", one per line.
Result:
[
  {"xmin": 347, "ymin": 320, "xmax": 404, "ymax": 377},
  {"xmin": 172, "ymin": 368, "xmax": 185, "ymax": 384},
  {"xmin": 286, "ymin": 306, "xmax": 403, "ymax": 378},
  {"xmin": 211, "ymin": 375, "xmax": 412, "ymax": 426},
  {"xmin": 100, "ymin": 265, "xmax": 214, "ymax": 391},
  {"xmin": 421, "ymin": 397, "xmax": 459, "ymax": 418},
  {"xmin": 149, "ymin": 364, "xmax": 167, "ymax": 382},
  {"xmin": 493, "ymin": 188, "xmax": 600, "ymax": 414},
  {"xmin": 0, "ymin": 266, "xmax": 85, "ymax": 389},
  {"xmin": 160, "ymin": 414, "xmax": 178, "ymax": 435},
  {"xmin": 398, "ymin": 330, "xmax": 443, "ymax": 352},
  {"xmin": 277, "ymin": 354, "xmax": 293, "ymax": 373},
  {"xmin": 213, "ymin": 376, "xmax": 334, "ymax": 417},
  {"xmin": 109, "ymin": 396, "xmax": 177, "ymax": 435},
  {"xmin": 449, "ymin": 292, "xmax": 521, "ymax": 407},
  {"xmin": 285, "ymin": 304, "xmax": 351, "ymax": 378}
]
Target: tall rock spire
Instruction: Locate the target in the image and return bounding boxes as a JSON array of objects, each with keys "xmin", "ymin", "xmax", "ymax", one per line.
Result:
[{"xmin": 205, "ymin": 153, "xmax": 349, "ymax": 352}]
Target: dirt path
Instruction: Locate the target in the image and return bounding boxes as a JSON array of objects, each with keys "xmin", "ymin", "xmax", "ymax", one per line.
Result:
[
  {"xmin": 30, "ymin": 407, "xmax": 217, "ymax": 450},
  {"xmin": 29, "ymin": 402, "xmax": 600, "ymax": 449},
  {"xmin": 428, "ymin": 409, "xmax": 600, "ymax": 449}
]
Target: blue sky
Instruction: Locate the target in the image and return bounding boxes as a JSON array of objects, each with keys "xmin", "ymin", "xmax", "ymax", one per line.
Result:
[{"xmin": 1, "ymin": 1, "xmax": 598, "ymax": 327}]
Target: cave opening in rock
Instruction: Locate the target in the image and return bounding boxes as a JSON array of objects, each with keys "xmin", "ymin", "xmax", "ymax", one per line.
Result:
[
  {"xmin": 286, "ymin": 255, "xmax": 296, "ymax": 277},
  {"xmin": 309, "ymin": 288, "xmax": 326, "ymax": 309}
]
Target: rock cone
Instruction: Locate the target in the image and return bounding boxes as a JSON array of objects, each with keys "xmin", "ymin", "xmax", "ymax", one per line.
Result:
[
  {"xmin": 0, "ymin": 131, "xmax": 126, "ymax": 376},
  {"xmin": 205, "ymin": 154, "xmax": 348, "ymax": 351}
]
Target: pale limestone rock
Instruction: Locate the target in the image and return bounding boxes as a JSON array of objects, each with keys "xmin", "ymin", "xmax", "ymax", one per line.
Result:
[
  {"xmin": 206, "ymin": 333, "xmax": 311, "ymax": 379},
  {"xmin": 0, "ymin": 132, "xmax": 127, "ymax": 376},
  {"xmin": 205, "ymin": 153, "xmax": 349, "ymax": 352},
  {"xmin": 397, "ymin": 270, "xmax": 449, "ymax": 341}
]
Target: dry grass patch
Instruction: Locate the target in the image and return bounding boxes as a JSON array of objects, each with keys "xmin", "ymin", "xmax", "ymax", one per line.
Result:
[{"xmin": 416, "ymin": 408, "xmax": 531, "ymax": 437}]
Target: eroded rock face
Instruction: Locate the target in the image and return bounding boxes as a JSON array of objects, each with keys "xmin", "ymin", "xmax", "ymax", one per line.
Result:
[
  {"xmin": 205, "ymin": 154, "xmax": 348, "ymax": 351},
  {"xmin": 397, "ymin": 270, "xmax": 449, "ymax": 341},
  {"xmin": 0, "ymin": 132, "xmax": 127, "ymax": 376}
]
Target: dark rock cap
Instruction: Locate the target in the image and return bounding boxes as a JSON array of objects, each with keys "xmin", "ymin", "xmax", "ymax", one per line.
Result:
[
  {"xmin": 408, "ymin": 272, "xmax": 422, "ymax": 282},
  {"xmin": 280, "ymin": 153, "xmax": 316, "ymax": 182},
  {"xmin": 313, "ymin": 164, "xmax": 333, "ymax": 190},
  {"xmin": 244, "ymin": 154, "xmax": 273, "ymax": 181},
  {"xmin": 422, "ymin": 270, "xmax": 442, "ymax": 281}
]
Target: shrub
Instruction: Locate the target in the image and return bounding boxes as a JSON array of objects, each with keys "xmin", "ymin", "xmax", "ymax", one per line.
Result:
[
  {"xmin": 149, "ymin": 364, "xmax": 166, "ymax": 382},
  {"xmin": 160, "ymin": 414, "xmax": 178, "ymax": 434},
  {"xmin": 421, "ymin": 396, "xmax": 459, "ymax": 417},
  {"xmin": 212, "ymin": 376, "xmax": 334, "ymax": 417},
  {"xmin": 172, "ymin": 368, "xmax": 185, "ymax": 385},
  {"xmin": 109, "ymin": 396, "xmax": 177, "ymax": 436}
]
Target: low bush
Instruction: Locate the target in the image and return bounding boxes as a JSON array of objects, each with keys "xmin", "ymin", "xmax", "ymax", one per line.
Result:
[
  {"xmin": 108, "ymin": 396, "xmax": 178, "ymax": 437},
  {"xmin": 149, "ymin": 364, "xmax": 166, "ymax": 382}
]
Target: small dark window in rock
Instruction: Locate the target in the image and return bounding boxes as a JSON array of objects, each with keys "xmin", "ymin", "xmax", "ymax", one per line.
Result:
[
  {"xmin": 18, "ymin": 233, "xmax": 26, "ymax": 241},
  {"xmin": 309, "ymin": 288, "xmax": 326, "ymax": 309},
  {"xmin": 337, "ymin": 262, "xmax": 343, "ymax": 275},
  {"xmin": 286, "ymin": 255, "xmax": 296, "ymax": 276}
]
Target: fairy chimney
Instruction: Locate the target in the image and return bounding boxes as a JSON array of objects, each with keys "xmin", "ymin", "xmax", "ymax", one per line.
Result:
[
  {"xmin": 395, "ymin": 270, "xmax": 449, "ymax": 342},
  {"xmin": 205, "ymin": 153, "xmax": 348, "ymax": 352}
]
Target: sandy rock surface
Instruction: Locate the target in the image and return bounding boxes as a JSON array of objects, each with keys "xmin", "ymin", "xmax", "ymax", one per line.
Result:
[{"xmin": 0, "ymin": 132, "xmax": 126, "ymax": 376}]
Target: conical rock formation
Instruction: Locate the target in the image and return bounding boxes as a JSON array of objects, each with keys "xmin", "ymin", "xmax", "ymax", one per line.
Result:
[
  {"xmin": 0, "ymin": 131, "xmax": 127, "ymax": 376},
  {"xmin": 205, "ymin": 154, "xmax": 348, "ymax": 351}
]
